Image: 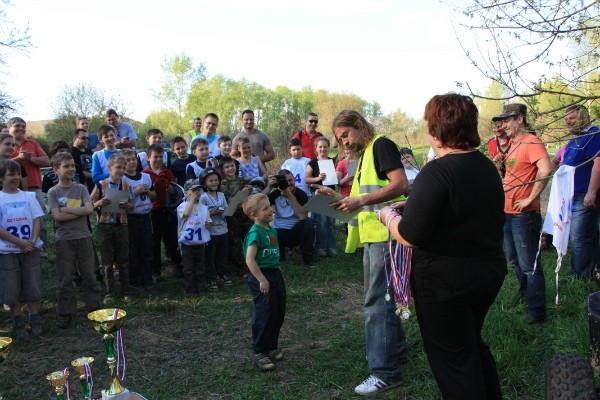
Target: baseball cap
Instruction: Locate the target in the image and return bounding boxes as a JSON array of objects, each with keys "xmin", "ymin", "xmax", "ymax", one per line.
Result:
[
  {"xmin": 492, "ymin": 104, "xmax": 527, "ymax": 121},
  {"xmin": 184, "ymin": 179, "xmax": 201, "ymax": 191}
]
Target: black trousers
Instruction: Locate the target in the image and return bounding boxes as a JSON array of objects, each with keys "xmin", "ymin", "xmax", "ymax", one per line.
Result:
[
  {"xmin": 151, "ymin": 208, "xmax": 181, "ymax": 276},
  {"xmin": 275, "ymin": 217, "xmax": 315, "ymax": 260},
  {"xmin": 247, "ymin": 268, "xmax": 286, "ymax": 354},
  {"xmin": 414, "ymin": 276, "xmax": 504, "ymax": 400}
]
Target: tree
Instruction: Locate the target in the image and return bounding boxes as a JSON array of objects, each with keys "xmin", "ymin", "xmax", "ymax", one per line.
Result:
[
  {"xmin": 453, "ymin": 0, "xmax": 600, "ymax": 120},
  {"xmin": 45, "ymin": 83, "xmax": 132, "ymax": 141},
  {"xmin": 0, "ymin": 0, "xmax": 31, "ymax": 122},
  {"xmin": 154, "ymin": 53, "xmax": 206, "ymax": 118}
]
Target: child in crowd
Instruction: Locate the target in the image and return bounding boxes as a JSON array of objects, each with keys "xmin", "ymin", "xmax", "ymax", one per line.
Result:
[
  {"xmin": 42, "ymin": 140, "xmax": 85, "ymax": 193},
  {"xmin": 214, "ymin": 136, "xmax": 240, "ymax": 176},
  {"xmin": 336, "ymin": 147, "xmax": 358, "ymax": 198},
  {"xmin": 137, "ymin": 128, "xmax": 172, "ymax": 171},
  {"xmin": 305, "ymin": 137, "xmax": 337, "ymax": 257},
  {"xmin": 48, "ymin": 153, "xmax": 102, "ymax": 328},
  {"xmin": 237, "ymin": 137, "xmax": 267, "ymax": 180},
  {"xmin": 122, "ymin": 149, "xmax": 156, "ymax": 289},
  {"xmin": 0, "ymin": 133, "xmax": 27, "ymax": 189},
  {"xmin": 143, "ymin": 144, "xmax": 182, "ymax": 281},
  {"xmin": 177, "ymin": 179, "xmax": 211, "ymax": 295},
  {"xmin": 242, "ymin": 193, "xmax": 286, "ymax": 372},
  {"xmin": 199, "ymin": 167, "xmax": 232, "ymax": 288},
  {"xmin": 186, "ymin": 137, "xmax": 214, "ymax": 181},
  {"xmin": 399, "ymin": 147, "xmax": 420, "ymax": 187},
  {"xmin": 169, "ymin": 136, "xmax": 195, "ymax": 187},
  {"xmin": 220, "ymin": 156, "xmax": 252, "ymax": 275},
  {"xmin": 280, "ymin": 138, "xmax": 310, "ymax": 195},
  {"xmin": 91, "ymin": 154, "xmax": 133, "ymax": 302},
  {"xmin": 0, "ymin": 159, "xmax": 44, "ymax": 338},
  {"xmin": 91, "ymin": 125, "xmax": 120, "ymax": 184}
]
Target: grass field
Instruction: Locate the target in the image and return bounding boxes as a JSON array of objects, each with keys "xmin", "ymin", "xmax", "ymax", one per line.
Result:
[{"xmin": 1, "ymin": 216, "xmax": 598, "ymax": 399}]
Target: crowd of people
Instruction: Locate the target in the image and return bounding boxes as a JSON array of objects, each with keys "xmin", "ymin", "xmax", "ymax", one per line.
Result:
[{"xmin": 0, "ymin": 98, "xmax": 598, "ymax": 398}]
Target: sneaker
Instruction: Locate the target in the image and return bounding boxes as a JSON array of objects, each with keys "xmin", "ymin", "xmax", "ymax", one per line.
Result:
[
  {"xmin": 219, "ymin": 274, "xmax": 233, "ymax": 286},
  {"xmin": 253, "ymin": 353, "xmax": 275, "ymax": 371},
  {"xmin": 39, "ymin": 250, "xmax": 48, "ymax": 258},
  {"xmin": 303, "ymin": 256, "xmax": 318, "ymax": 268},
  {"xmin": 30, "ymin": 319, "xmax": 43, "ymax": 338},
  {"xmin": 172, "ymin": 264, "xmax": 184, "ymax": 278},
  {"xmin": 103, "ymin": 294, "xmax": 114, "ymax": 305},
  {"xmin": 525, "ymin": 313, "xmax": 545, "ymax": 325},
  {"xmin": 316, "ymin": 249, "xmax": 327, "ymax": 257},
  {"xmin": 123, "ymin": 295, "xmax": 132, "ymax": 303},
  {"xmin": 57, "ymin": 314, "xmax": 74, "ymax": 329},
  {"xmin": 208, "ymin": 281, "xmax": 219, "ymax": 291},
  {"xmin": 327, "ymin": 249, "xmax": 337, "ymax": 257},
  {"xmin": 268, "ymin": 349, "xmax": 284, "ymax": 362},
  {"xmin": 13, "ymin": 322, "xmax": 28, "ymax": 339},
  {"xmin": 354, "ymin": 375, "xmax": 402, "ymax": 396}
]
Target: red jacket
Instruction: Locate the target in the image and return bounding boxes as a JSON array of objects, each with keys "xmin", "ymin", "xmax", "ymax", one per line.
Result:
[{"xmin": 143, "ymin": 167, "xmax": 175, "ymax": 210}]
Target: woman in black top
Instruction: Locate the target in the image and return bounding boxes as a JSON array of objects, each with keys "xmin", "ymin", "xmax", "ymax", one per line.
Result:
[{"xmin": 379, "ymin": 93, "xmax": 506, "ymax": 400}]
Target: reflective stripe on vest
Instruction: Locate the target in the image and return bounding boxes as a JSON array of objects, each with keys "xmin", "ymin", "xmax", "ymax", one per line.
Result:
[{"xmin": 345, "ymin": 135, "xmax": 404, "ymax": 253}]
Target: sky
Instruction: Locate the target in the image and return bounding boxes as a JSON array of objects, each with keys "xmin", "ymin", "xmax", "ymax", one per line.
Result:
[{"xmin": 3, "ymin": 0, "xmax": 490, "ymax": 123}]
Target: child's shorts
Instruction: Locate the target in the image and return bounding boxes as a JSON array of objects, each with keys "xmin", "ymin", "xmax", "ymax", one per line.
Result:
[{"xmin": 0, "ymin": 252, "xmax": 43, "ymax": 306}]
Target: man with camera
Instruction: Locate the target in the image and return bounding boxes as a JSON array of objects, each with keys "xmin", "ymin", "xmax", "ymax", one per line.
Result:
[{"xmin": 267, "ymin": 170, "xmax": 316, "ymax": 267}]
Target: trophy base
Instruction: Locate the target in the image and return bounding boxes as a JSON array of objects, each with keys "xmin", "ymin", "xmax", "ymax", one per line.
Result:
[{"xmin": 102, "ymin": 389, "xmax": 130, "ymax": 400}]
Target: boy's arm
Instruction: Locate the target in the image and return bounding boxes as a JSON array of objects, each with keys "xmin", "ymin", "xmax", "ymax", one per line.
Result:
[
  {"xmin": 147, "ymin": 189, "xmax": 157, "ymax": 201},
  {"xmin": 245, "ymin": 243, "xmax": 270, "ymax": 295}
]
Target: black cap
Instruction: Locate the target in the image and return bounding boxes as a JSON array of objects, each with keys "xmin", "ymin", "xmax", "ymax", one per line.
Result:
[{"xmin": 492, "ymin": 104, "xmax": 527, "ymax": 121}]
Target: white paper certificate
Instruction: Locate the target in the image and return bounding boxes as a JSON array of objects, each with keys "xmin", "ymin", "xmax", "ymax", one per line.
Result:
[
  {"xmin": 318, "ymin": 159, "xmax": 339, "ymax": 186},
  {"xmin": 303, "ymin": 194, "xmax": 360, "ymax": 222},
  {"xmin": 223, "ymin": 190, "xmax": 249, "ymax": 217},
  {"xmin": 103, "ymin": 188, "xmax": 131, "ymax": 213}
]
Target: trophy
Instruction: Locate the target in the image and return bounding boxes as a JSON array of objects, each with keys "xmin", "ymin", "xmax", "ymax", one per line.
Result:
[
  {"xmin": 71, "ymin": 356, "xmax": 95, "ymax": 399},
  {"xmin": 0, "ymin": 337, "xmax": 12, "ymax": 400},
  {"xmin": 46, "ymin": 369, "xmax": 70, "ymax": 400},
  {"xmin": 88, "ymin": 308, "xmax": 129, "ymax": 400},
  {"xmin": 0, "ymin": 337, "xmax": 11, "ymax": 364}
]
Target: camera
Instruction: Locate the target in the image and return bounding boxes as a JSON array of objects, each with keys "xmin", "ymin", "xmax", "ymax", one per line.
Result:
[{"xmin": 274, "ymin": 174, "xmax": 288, "ymax": 190}]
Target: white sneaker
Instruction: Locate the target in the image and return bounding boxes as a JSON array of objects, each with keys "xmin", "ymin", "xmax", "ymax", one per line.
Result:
[{"xmin": 354, "ymin": 375, "xmax": 402, "ymax": 396}]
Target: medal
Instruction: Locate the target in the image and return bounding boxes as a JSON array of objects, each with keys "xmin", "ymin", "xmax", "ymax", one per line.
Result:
[{"xmin": 384, "ymin": 291, "xmax": 391, "ymax": 302}]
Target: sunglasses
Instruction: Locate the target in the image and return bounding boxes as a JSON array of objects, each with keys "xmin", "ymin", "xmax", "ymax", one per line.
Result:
[
  {"xmin": 78, "ymin": 137, "xmax": 90, "ymax": 141},
  {"xmin": 308, "ymin": 120, "xmax": 319, "ymax": 124}
]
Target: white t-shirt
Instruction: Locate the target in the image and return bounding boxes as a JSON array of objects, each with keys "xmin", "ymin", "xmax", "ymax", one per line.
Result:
[
  {"xmin": 0, "ymin": 190, "xmax": 45, "ymax": 253},
  {"xmin": 177, "ymin": 200, "xmax": 212, "ymax": 245},
  {"xmin": 281, "ymin": 157, "xmax": 311, "ymax": 194}
]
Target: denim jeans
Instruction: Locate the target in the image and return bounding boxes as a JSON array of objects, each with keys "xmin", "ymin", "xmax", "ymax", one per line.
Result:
[
  {"xmin": 314, "ymin": 213, "xmax": 336, "ymax": 251},
  {"xmin": 569, "ymin": 193, "xmax": 600, "ymax": 279},
  {"xmin": 503, "ymin": 212, "xmax": 546, "ymax": 320},
  {"xmin": 363, "ymin": 242, "xmax": 406, "ymax": 382}
]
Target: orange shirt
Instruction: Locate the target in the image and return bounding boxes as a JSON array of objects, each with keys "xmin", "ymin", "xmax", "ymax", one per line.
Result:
[
  {"xmin": 12, "ymin": 138, "xmax": 47, "ymax": 188},
  {"xmin": 503, "ymin": 133, "xmax": 549, "ymax": 214}
]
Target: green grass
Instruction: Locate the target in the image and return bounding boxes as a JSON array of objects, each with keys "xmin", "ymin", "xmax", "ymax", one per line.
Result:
[{"xmin": 0, "ymin": 220, "xmax": 598, "ymax": 399}]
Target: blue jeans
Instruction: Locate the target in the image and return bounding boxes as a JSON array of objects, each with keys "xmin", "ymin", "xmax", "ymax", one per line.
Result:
[
  {"xmin": 314, "ymin": 213, "xmax": 336, "ymax": 251},
  {"xmin": 569, "ymin": 193, "xmax": 600, "ymax": 279},
  {"xmin": 363, "ymin": 242, "xmax": 406, "ymax": 382},
  {"xmin": 503, "ymin": 212, "xmax": 546, "ymax": 320}
]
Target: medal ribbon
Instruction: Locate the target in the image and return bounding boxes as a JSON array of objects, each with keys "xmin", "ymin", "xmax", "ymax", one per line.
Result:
[
  {"xmin": 63, "ymin": 367, "xmax": 71, "ymax": 400},
  {"xmin": 84, "ymin": 360, "xmax": 94, "ymax": 399},
  {"xmin": 385, "ymin": 213, "xmax": 412, "ymax": 308},
  {"xmin": 112, "ymin": 309, "xmax": 127, "ymax": 381}
]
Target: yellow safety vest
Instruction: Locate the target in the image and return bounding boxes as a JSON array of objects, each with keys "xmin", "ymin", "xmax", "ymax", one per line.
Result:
[{"xmin": 345, "ymin": 135, "xmax": 405, "ymax": 253}]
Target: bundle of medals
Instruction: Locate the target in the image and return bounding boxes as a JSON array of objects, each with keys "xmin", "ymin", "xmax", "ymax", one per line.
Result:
[{"xmin": 383, "ymin": 209, "xmax": 412, "ymax": 320}]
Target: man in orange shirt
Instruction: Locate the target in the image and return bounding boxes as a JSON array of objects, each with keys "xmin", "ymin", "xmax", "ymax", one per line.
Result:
[
  {"xmin": 495, "ymin": 104, "xmax": 552, "ymax": 324},
  {"xmin": 8, "ymin": 117, "xmax": 51, "ymax": 253}
]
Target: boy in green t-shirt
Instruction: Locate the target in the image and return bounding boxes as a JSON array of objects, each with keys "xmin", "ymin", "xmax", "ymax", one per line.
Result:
[{"xmin": 242, "ymin": 194, "xmax": 286, "ymax": 372}]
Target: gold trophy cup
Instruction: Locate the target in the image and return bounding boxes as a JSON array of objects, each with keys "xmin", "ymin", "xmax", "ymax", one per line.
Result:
[
  {"xmin": 88, "ymin": 308, "xmax": 128, "ymax": 398},
  {"xmin": 46, "ymin": 369, "xmax": 70, "ymax": 400},
  {"xmin": 72, "ymin": 356, "xmax": 95, "ymax": 399},
  {"xmin": 0, "ymin": 337, "xmax": 11, "ymax": 364}
]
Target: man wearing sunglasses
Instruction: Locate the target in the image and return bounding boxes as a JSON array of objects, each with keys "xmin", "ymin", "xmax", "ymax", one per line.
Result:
[
  {"xmin": 292, "ymin": 112, "xmax": 323, "ymax": 159},
  {"xmin": 71, "ymin": 128, "xmax": 95, "ymax": 193}
]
